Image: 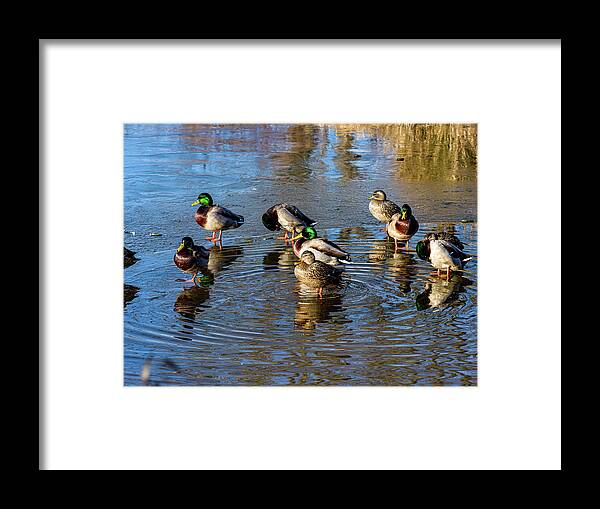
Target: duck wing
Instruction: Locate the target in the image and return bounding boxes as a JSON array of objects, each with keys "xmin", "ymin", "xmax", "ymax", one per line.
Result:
[
  {"xmin": 275, "ymin": 205, "xmax": 308, "ymax": 229},
  {"xmin": 283, "ymin": 204, "xmax": 316, "ymax": 226},
  {"xmin": 381, "ymin": 200, "xmax": 402, "ymax": 219},
  {"xmin": 309, "ymin": 261, "xmax": 342, "ymax": 282},
  {"xmin": 304, "ymin": 238, "xmax": 350, "ymax": 260},
  {"xmin": 439, "ymin": 232, "xmax": 464, "ymax": 250},
  {"xmin": 192, "ymin": 245, "xmax": 210, "ymax": 263},
  {"xmin": 213, "ymin": 205, "xmax": 244, "ymax": 225},
  {"xmin": 438, "ymin": 239, "xmax": 470, "ymax": 261}
]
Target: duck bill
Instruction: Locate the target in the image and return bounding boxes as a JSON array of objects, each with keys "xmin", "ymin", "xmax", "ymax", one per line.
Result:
[
  {"xmin": 191, "ymin": 200, "xmax": 200, "ymax": 206},
  {"xmin": 290, "ymin": 234, "xmax": 303, "ymax": 241},
  {"xmin": 177, "ymin": 243, "xmax": 185, "ymax": 252}
]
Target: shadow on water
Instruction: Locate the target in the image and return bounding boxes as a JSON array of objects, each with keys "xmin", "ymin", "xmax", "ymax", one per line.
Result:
[{"xmin": 124, "ymin": 284, "xmax": 140, "ymax": 307}]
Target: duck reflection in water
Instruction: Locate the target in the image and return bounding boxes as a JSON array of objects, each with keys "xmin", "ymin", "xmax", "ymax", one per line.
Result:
[
  {"xmin": 262, "ymin": 245, "xmax": 296, "ymax": 271},
  {"xmin": 416, "ymin": 274, "xmax": 472, "ymax": 310},
  {"xmin": 334, "ymin": 130, "xmax": 361, "ymax": 181},
  {"xmin": 336, "ymin": 226, "xmax": 370, "ymax": 243},
  {"xmin": 294, "ymin": 284, "xmax": 344, "ymax": 331},
  {"xmin": 368, "ymin": 238, "xmax": 418, "ymax": 294},
  {"xmin": 206, "ymin": 244, "xmax": 244, "ymax": 276},
  {"xmin": 174, "ymin": 284, "xmax": 211, "ymax": 321},
  {"xmin": 387, "ymin": 250, "xmax": 418, "ymax": 294}
]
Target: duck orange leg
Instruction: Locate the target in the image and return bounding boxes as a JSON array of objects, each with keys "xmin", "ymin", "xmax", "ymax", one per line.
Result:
[
  {"xmin": 205, "ymin": 231, "xmax": 217, "ymax": 241},
  {"xmin": 181, "ymin": 273, "xmax": 198, "ymax": 284},
  {"xmin": 276, "ymin": 231, "xmax": 289, "ymax": 241}
]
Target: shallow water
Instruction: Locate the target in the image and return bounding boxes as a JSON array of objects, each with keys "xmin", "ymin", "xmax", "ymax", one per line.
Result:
[{"xmin": 124, "ymin": 124, "xmax": 477, "ymax": 386}]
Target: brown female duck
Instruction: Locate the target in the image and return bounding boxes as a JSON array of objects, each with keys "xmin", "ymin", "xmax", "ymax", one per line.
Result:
[
  {"xmin": 368, "ymin": 190, "xmax": 402, "ymax": 224},
  {"xmin": 294, "ymin": 251, "xmax": 342, "ymax": 297}
]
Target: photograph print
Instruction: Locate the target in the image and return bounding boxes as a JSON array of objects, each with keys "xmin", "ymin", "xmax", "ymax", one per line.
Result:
[{"xmin": 124, "ymin": 123, "xmax": 477, "ymax": 386}]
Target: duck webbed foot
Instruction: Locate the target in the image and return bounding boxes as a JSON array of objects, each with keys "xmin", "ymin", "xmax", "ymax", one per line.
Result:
[{"xmin": 178, "ymin": 273, "xmax": 198, "ymax": 285}]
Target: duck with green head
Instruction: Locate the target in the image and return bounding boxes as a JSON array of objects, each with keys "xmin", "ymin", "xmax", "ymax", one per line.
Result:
[
  {"xmin": 416, "ymin": 233, "xmax": 472, "ymax": 280},
  {"xmin": 192, "ymin": 192, "xmax": 244, "ymax": 244},
  {"xmin": 290, "ymin": 226, "xmax": 351, "ymax": 266},
  {"xmin": 173, "ymin": 236, "xmax": 210, "ymax": 285},
  {"xmin": 386, "ymin": 204, "xmax": 419, "ymax": 250},
  {"xmin": 294, "ymin": 251, "xmax": 342, "ymax": 297},
  {"xmin": 261, "ymin": 203, "xmax": 316, "ymax": 241}
]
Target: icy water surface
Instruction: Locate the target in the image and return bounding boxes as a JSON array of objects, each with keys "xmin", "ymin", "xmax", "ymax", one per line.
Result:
[{"xmin": 124, "ymin": 124, "xmax": 477, "ymax": 386}]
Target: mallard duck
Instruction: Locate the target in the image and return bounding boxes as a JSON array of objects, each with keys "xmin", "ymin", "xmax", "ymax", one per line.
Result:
[
  {"xmin": 192, "ymin": 192, "xmax": 244, "ymax": 243},
  {"xmin": 173, "ymin": 236, "xmax": 210, "ymax": 284},
  {"xmin": 434, "ymin": 232, "xmax": 465, "ymax": 250},
  {"xmin": 416, "ymin": 233, "xmax": 472, "ymax": 280},
  {"xmin": 368, "ymin": 190, "xmax": 402, "ymax": 225},
  {"xmin": 294, "ymin": 251, "xmax": 342, "ymax": 297},
  {"xmin": 386, "ymin": 204, "xmax": 419, "ymax": 250},
  {"xmin": 422, "ymin": 232, "xmax": 465, "ymax": 250},
  {"xmin": 290, "ymin": 226, "xmax": 351, "ymax": 265},
  {"xmin": 262, "ymin": 203, "xmax": 316, "ymax": 241}
]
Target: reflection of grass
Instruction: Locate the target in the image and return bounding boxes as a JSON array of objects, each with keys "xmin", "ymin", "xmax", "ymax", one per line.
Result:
[
  {"xmin": 336, "ymin": 123, "xmax": 477, "ymax": 181},
  {"xmin": 177, "ymin": 123, "xmax": 477, "ymax": 182}
]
